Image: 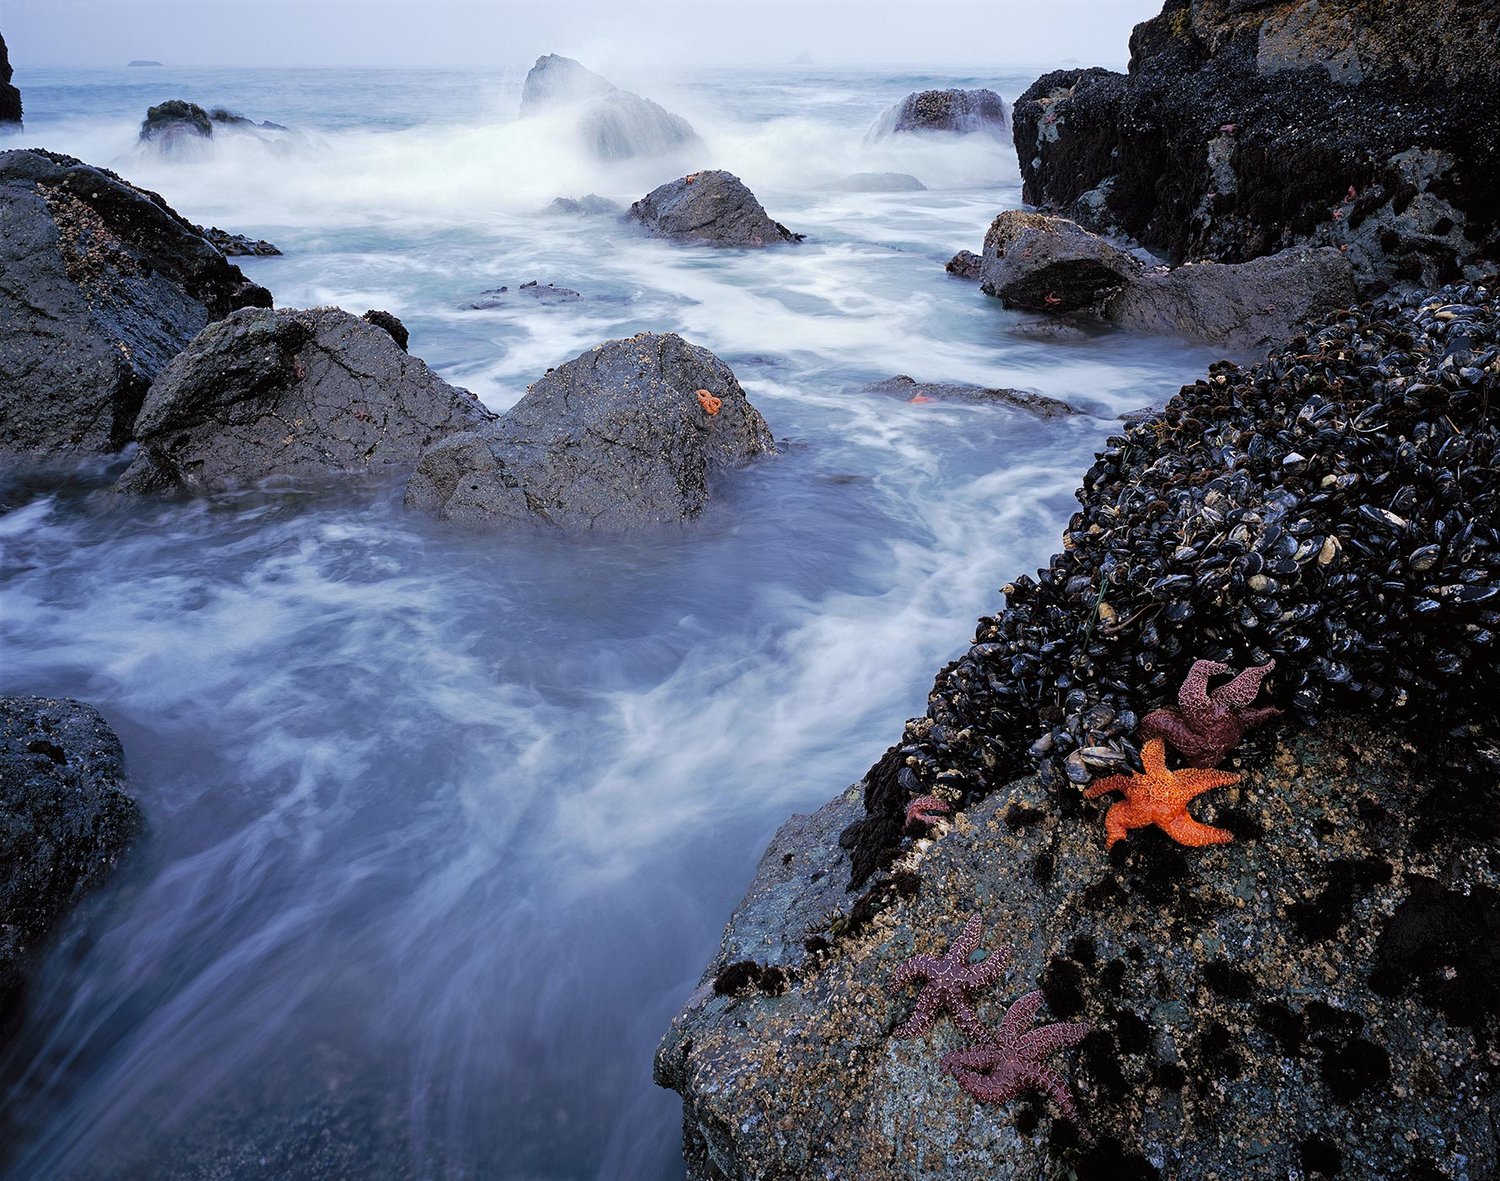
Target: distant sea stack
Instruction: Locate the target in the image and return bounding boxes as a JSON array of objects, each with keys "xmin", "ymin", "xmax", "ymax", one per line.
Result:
[
  {"xmin": 1, "ymin": 33, "xmax": 22, "ymax": 125},
  {"xmin": 127, "ymin": 60, "xmax": 164, "ymax": 67},
  {"xmin": 1011, "ymin": 0, "xmax": 1500, "ymax": 293},
  {"xmin": 518, "ymin": 53, "xmax": 702, "ymax": 161}
]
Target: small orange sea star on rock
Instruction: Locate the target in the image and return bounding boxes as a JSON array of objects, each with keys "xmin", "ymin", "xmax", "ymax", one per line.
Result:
[
  {"xmin": 890, "ymin": 914, "xmax": 1011, "ymax": 1043},
  {"xmin": 695, "ymin": 389, "xmax": 722, "ymax": 415},
  {"xmin": 941, "ymin": 989, "xmax": 1091, "ymax": 1127},
  {"xmin": 1082, "ymin": 738, "xmax": 1239, "ymax": 850}
]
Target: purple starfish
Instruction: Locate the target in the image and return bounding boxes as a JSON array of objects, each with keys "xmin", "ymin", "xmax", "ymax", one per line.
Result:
[
  {"xmin": 889, "ymin": 914, "xmax": 1011, "ymax": 1043},
  {"xmin": 940, "ymin": 990, "xmax": 1091, "ymax": 1125},
  {"xmin": 1140, "ymin": 657, "xmax": 1281, "ymax": 767}
]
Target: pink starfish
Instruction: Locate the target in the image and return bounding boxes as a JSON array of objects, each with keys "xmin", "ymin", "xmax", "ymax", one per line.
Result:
[
  {"xmin": 941, "ymin": 990, "xmax": 1091, "ymax": 1126},
  {"xmin": 904, "ymin": 794, "xmax": 951, "ymax": 832},
  {"xmin": 890, "ymin": 914, "xmax": 1010, "ymax": 1043},
  {"xmin": 1140, "ymin": 658, "xmax": 1281, "ymax": 767}
]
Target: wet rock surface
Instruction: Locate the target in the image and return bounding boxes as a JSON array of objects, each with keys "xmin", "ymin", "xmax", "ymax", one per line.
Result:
[
  {"xmin": 0, "ymin": 697, "xmax": 142, "ymax": 1042},
  {"xmin": 656, "ymin": 715, "xmax": 1497, "ymax": 1181},
  {"xmin": 115, "ymin": 306, "xmax": 494, "ymax": 493},
  {"xmin": 872, "ymin": 88, "xmax": 1009, "ymax": 137},
  {"xmin": 944, "ymin": 249, "xmax": 982, "ymax": 281},
  {"xmin": 629, "ymin": 171, "xmax": 802, "ymax": 248},
  {"xmin": 0, "ymin": 148, "xmax": 271, "ymax": 464},
  {"xmin": 1011, "ymin": 0, "xmax": 1500, "ymax": 293},
  {"xmin": 198, "ymin": 225, "xmax": 282, "ymax": 256},
  {"xmin": 405, "ymin": 331, "xmax": 775, "ymax": 531},
  {"xmin": 0, "ymin": 33, "xmax": 21, "ymax": 125},
  {"xmin": 466, "ymin": 281, "xmax": 583, "ymax": 308},
  {"xmin": 139, "ymin": 99, "xmax": 213, "ymax": 150},
  {"xmin": 863, "ymin": 375, "xmax": 1077, "ymax": 418},
  {"xmin": 979, "ymin": 211, "xmax": 1142, "ymax": 313},
  {"xmin": 519, "ymin": 54, "xmax": 701, "ymax": 161},
  {"xmin": 546, "ymin": 193, "xmax": 621, "ymax": 217}
]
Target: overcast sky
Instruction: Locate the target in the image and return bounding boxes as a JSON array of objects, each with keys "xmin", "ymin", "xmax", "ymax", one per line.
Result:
[{"xmin": 2, "ymin": 0, "xmax": 1163, "ymax": 70}]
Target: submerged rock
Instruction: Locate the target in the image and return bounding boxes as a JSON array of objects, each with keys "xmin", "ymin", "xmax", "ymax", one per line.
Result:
[
  {"xmin": 1011, "ymin": 0, "xmax": 1500, "ymax": 293},
  {"xmin": 519, "ymin": 54, "xmax": 701, "ymax": 161},
  {"xmin": 830, "ymin": 172, "xmax": 927, "ymax": 193},
  {"xmin": 870, "ymin": 88, "xmax": 1009, "ymax": 138},
  {"xmin": 405, "ymin": 332, "xmax": 775, "ymax": 531},
  {"xmin": 139, "ymin": 99, "xmax": 213, "ymax": 151},
  {"xmin": 0, "ymin": 32, "xmax": 21, "ymax": 125},
  {"xmin": 115, "ymin": 306, "xmax": 494, "ymax": 493},
  {"xmin": 546, "ymin": 193, "xmax": 622, "ymax": 216},
  {"xmin": 0, "ymin": 148, "xmax": 271, "ymax": 465},
  {"xmin": 1, "ymin": 696, "xmax": 142, "ymax": 1039},
  {"xmin": 979, "ymin": 211, "xmax": 1141, "ymax": 312},
  {"xmin": 629, "ymin": 171, "xmax": 802, "ymax": 248},
  {"xmin": 863, "ymin": 375, "xmax": 1077, "ymax": 418},
  {"xmin": 466, "ymin": 281, "xmax": 583, "ymax": 308}
]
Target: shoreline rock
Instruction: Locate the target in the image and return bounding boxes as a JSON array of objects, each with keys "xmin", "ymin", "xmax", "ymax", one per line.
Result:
[
  {"xmin": 629, "ymin": 171, "xmax": 802, "ymax": 248},
  {"xmin": 0, "ymin": 32, "xmax": 21, "ymax": 125},
  {"xmin": 870, "ymin": 88, "xmax": 1009, "ymax": 138}
]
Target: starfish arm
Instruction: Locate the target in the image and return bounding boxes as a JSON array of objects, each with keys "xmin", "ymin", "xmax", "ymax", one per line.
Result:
[
  {"xmin": 950, "ymin": 913, "xmax": 985, "ymax": 960},
  {"xmin": 1212, "ymin": 658, "xmax": 1275, "ymax": 710},
  {"xmin": 995, "ymin": 990, "xmax": 1045, "ymax": 1047},
  {"xmin": 1012, "ymin": 1063, "xmax": 1080, "ymax": 1123},
  {"xmin": 1082, "ymin": 772, "xmax": 1132, "ymax": 799},
  {"xmin": 890, "ymin": 955, "xmax": 937, "ymax": 991},
  {"xmin": 940, "ymin": 1044, "xmax": 1004, "ymax": 1074},
  {"xmin": 963, "ymin": 944, "xmax": 1012, "ymax": 991},
  {"xmin": 1016, "ymin": 1021, "xmax": 1091, "ymax": 1061},
  {"xmin": 1103, "ymin": 798, "xmax": 1151, "ymax": 848},
  {"xmin": 1167, "ymin": 767, "xmax": 1241, "ymax": 803},
  {"xmin": 1237, "ymin": 704, "xmax": 1283, "ymax": 730},
  {"xmin": 1139, "ymin": 737, "xmax": 1168, "ymax": 777},
  {"xmin": 890, "ymin": 998, "xmax": 940, "ymax": 1040},
  {"xmin": 1158, "ymin": 812, "xmax": 1235, "ymax": 847},
  {"xmin": 1179, "ymin": 659, "xmax": 1231, "ymax": 715},
  {"xmin": 1139, "ymin": 708, "xmax": 1203, "ymax": 760},
  {"xmin": 946, "ymin": 1062, "xmax": 1021, "ymax": 1105},
  {"xmin": 952, "ymin": 1002, "xmax": 998, "ymax": 1045}
]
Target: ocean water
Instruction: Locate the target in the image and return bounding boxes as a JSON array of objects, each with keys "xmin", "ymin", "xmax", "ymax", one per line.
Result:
[{"xmin": 0, "ymin": 64, "xmax": 1217, "ymax": 1180}]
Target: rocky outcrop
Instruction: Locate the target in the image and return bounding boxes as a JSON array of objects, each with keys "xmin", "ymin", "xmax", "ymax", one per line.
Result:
[
  {"xmin": 1, "ymin": 697, "xmax": 142, "ymax": 1039},
  {"xmin": 115, "ymin": 306, "xmax": 493, "ymax": 493},
  {"xmin": 467, "ymin": 281, "xmax": 583, "ymax": 308},
  {"xmin": 518, "ymin": 54, "xmax": 702, "ymax": 161},
  {"xmin": 1011, "ymin": 0, "xmax": 1500, "ymax": 293},
  {"xmin": 655, "ymin": 715, "xmax": 1496, "ymax": 1181},
  {"xmin": 0, "ymin": 149, "xmax": 271, "ymax": 464},
  {"xmin": 830, "ymin": 172, "xmax": 927, "ymax": 192},
  {"xmin": 656, "ymin": 282, "xmax": 1500, "ymax": 1180},
  {"xmin": 870, "ymin": 88, "xmax": 1009, "ymax": 138},
  {"xmin": 945, "ymin": 250, "xmax": 983, "ymax": 280},
  {"xmin": 405, "ymin": 332, "xmax": 774, "ymax": 531},
  {"xmin": 198, "ymin": 225, "xmax": 282, "ymax": 256},
  {"xmin": 629, "ymin": 172, "xmax": 802, "ymax": 248},
  {"xmin": 139, "ymin": 99, "xmax": 213, "ymax": 151},
  {"xmin": 360, "ymin": 308, "xmax": 408, "ymax": 351},
  {"xmin": 863, "ymin": 375, "xmax": 1077, "ymax": 418},
  {"xmin": 0, "ymin": 32, "xmax": 21, "ymax": 125},
  {"xmin": 977, "ymin": 211, "xmax": 1356, "ymax": 353},
  {"xmin": 546, "ymin": 193, "xmax": 621, "ymax": 216}
]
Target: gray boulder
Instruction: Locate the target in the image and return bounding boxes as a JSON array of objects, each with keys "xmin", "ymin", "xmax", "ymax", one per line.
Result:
[
  {"xmin": 655, "ymin": 715, "xmax": 1497, "ymax": 1180},
  {"xmin": 864, "ymin": 375, "xmax": 1076, "ymax": 417},
  {"xmin": 978, "ymin": 211, "xmax": 1141, "ymax": 312},
  {"xmin": 870, "ymin": 88, "xmax": 1009, "ymax": 138},
  {"xmin": 115, "ymin": 306, "xmax": 495, "ymax": 493},
  {"xmin": 406, "ymin": 332, "xmax": 774, "ymax": 531},
  {"xmin": 198, "ymin": 225, "xmax": 282, "ymax": 256},
  {"xmin": 0, "ymin": 149, "xmax": 271, "ymax": 465},
  {"xmin": 1, "ymin": 32, "xmax": 21, "ymax": 125},
  {"xmin": 1, "ymin": 697, "xmax": 142, "ymax": 1034},
  {"xmin": 1103, "ymin": 245, "xmax": 1358, "ymax": 355},
  {"xmin": 546, "ymin": 193, "xmax": 622, "ymax": 217},
  {"xmin": 519, "ymin": 54, "xmax": 702, "ymax": 161},
  {"xmin": 467, "ymin": 281, "xmax": 583, "ymax": 309},
  {"xmin": 139, "ymin": 99, "xmax": 213, "ymax": 153},
  {"xmin": 830, "ymin": 172, "xmax": 927, "ymax": 192},
  {"xmin": 945, "ymin": 249, "xmax": 982, "ymax": 280},
  {"xmin": 629, "ymin": 171, "xmax": 802, "ymax": 248}
]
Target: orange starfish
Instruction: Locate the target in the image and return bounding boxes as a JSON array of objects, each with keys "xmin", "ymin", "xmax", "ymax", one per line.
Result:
[
  {"xmin": 695, "ymin": 389, "xmax": 722, "ymax": 415},
  {"xmin": 1081, "ymin": 738, "xmax": 1239, "ymax": 850}
]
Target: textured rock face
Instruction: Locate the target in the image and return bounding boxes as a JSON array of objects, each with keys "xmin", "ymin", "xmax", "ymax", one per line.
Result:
[
  {"xmin": 629, "ymin": 171, "xmax": 801, "ymax": 248},
  {"xmin": 655, "ymin": 716, "xmax": 1496, "ymax": 1181},
  {"xmin": 116, "ymin": 306, "xmax": 494, "ymax": 493},
  {"xmin": 863, "ymin": 375, "xmax": 1077, "ymax": 418},
  {"xmin": 1011, "ymin": 0, "xmax": 1500, "ymax": 293},
  {"xmin": 0, "ymin": 32, "xmax": 21, "ymax": 125},
  {"xmin": 872, "ymin": 88, "xmax": 1009, "ymax": 137},
  {"xmin": 978, "ymin": 211, "xmax": 1142, "ymax": 312},
  {"xmin": 0, "ymin": 149, "xmax": 271, "ymax": 464},
  {"xmin": 519, "ymin": 54, "xmax": 702, "ymax": 161},
  {"xmin": 405, "ymin": 332, "xmax": 775, "ymax": 531},
  {"xmin": 0, "ymin": 697, "xmax": 142, "ymax": 1036}
]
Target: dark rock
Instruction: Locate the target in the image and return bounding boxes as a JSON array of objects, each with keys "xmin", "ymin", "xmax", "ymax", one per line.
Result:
[
  {"xmin": 1007, "ymin": 318, "xmax": 1097, "ymax": 343},
  {"xmin": 0, "ymin": 33, "xmax": 21, "ymax": 125},
  {"xmin": 139, "ymin": 99, "xmax": 213, "ymax": 152},
  {"xmin": 126, "ymin": 60, "xmax": 163, "ymax": 68},
  {"xmin": 1011, "ymin": 0, "xmax": 1500, "ymax": 293},
  {"xmin": 871, "ymin": 88, "xmax": 1009, "ymax": 137},
  {"xmin": 1103, "ymin": 245, "xmax": 1357, "ymax": 354},
  {"xmin": 206, "ymin": 107, "xmax": 288, "ymax": 132},
  {"xmin": 197, "ymin": 225, "xmax": 282, "ymax": 256},
  {"xmin": 1, "ymin": 696, "xmax": 142, "ymax": 1040},
  {"xmin": 361, "ymin": 308, "xmax": 408, "ymax": 351},
  {"xmin": 405, "ymin": 332, "xmax": 774, "ymax": 531},
  {"xmin": 467, "ymin": 281, "xmax": 583, "ymax": 309},
  {"xmin": 863, "ymin": 375, "xmax": 1077, "ymax": 418},
  {"xmin": 830, "ymin": 172, "xmax": 927, "ymax": 192},
  {"xmin": 546, "ymin": 193, "xmax": 621, "ymax": 216},
  {"xmin": 0, "ymin": 148, "xmax": 271, "ymax": 464},
  {"xmin": 978, "ymin": 211, "xmax": 1141, "ymax": 312},
  {"xmin": 629, "ymin": 171, "xmax": 802, "ymax": 248},
  {"xmin": 519, "ymin": 54, "xmax": 701, "ymax": 161},
  {"xmin": 945, "ymin": 249, "xmax": 983, "ymax": 280},
  {"xmin": 655, "ymin": 716, "xmax": 1496, "ymax": 1180},
  {"xmin": 115, "ymin": 306, "xmax": 493, "ymax": 493}
]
